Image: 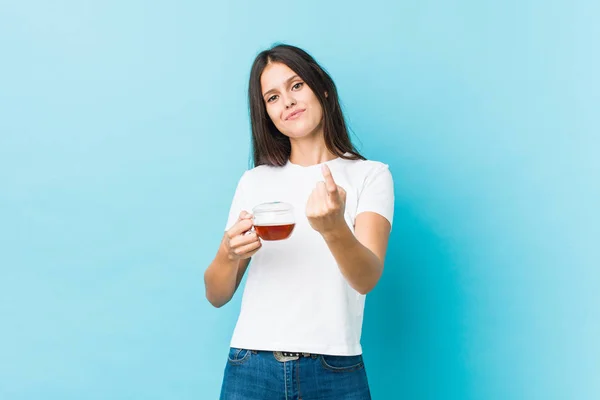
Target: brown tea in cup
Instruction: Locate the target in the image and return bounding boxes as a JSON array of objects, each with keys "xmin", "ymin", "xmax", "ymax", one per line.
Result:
[
  {"xmin": 254, "ymin": 223, "xmax": 295, "ymax": 241},
  {"xmin": 252, "ymin": 202, "xmax": 295, "ymax": 241}
]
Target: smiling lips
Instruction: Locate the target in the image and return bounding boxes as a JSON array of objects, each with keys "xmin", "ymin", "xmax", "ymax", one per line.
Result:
[{"xmin": 286, "ymin": 109, "xmax": 305, "ymax": 120}]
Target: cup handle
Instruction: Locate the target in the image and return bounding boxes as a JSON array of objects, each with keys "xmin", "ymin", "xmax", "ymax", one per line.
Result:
[{"xmin": 244, "ymin": 216, "xmax": 256, "ymax": 235}]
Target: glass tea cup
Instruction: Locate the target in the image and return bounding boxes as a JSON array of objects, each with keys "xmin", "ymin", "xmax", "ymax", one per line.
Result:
[{"xmin": 251, "ymin": 202, "xmax": 295, "ymax": 241}]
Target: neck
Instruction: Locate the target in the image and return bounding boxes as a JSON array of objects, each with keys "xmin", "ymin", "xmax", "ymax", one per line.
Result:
[{"xmin": 288, "ymin": 132, "xmax": 337, "ymax": 167}]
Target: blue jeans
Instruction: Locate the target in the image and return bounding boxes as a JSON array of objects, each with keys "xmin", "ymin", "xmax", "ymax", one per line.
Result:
[{"xmin": 220, "ymin": 348, "xmax": 371, "ymax": 400}]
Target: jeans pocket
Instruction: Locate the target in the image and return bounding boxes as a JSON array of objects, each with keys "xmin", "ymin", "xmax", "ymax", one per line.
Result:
[
  {"xmin": 320, "ymin": 354, "xmax": 364, "ymax": 372},
  {"xmin": 227, "ymin": 348, "xmax": 252, "ymax": 365}
]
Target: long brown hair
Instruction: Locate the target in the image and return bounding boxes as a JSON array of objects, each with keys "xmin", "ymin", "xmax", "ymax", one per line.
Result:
[{"xmin": 248, "ymin": 44, "xmax": 365, "ymax": 167}]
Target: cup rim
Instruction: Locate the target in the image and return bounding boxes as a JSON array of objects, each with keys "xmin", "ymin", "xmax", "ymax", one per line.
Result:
[{"xmin": 252, "ymin": 201, "xmax": 294, "ymax": 214}]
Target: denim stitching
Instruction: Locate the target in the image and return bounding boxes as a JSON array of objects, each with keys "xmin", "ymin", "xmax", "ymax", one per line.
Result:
[
  {"xmin": 284, "ymin": 360, "xmax": 288, "ymax": 400},
  {"xmin": 227, "ymin": 348, "xmax": 251, "ymax": 365},
  {"xmin": 319, "ymin": 355, "xmax": 364, "ymax": 372}
]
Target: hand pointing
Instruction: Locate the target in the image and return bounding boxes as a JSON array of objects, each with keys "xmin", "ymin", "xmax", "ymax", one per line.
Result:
[{"xmin": 305, "ymin": 164, "xmax": 347, "ymax": 235}]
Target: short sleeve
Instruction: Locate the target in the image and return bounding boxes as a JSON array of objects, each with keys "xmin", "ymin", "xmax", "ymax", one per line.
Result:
[
  {"xmin": 356, "ymin": 164, "xmax": 395, "ymax": 229},
  {"xmin": 224, "ymin": 171, "xmax": 248, "ymax": 232}
]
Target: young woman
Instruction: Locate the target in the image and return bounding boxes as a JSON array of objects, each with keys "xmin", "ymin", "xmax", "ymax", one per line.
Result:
[{"xmin": 204, "ymin": 44, "xmax": 394, "ymax": 400}]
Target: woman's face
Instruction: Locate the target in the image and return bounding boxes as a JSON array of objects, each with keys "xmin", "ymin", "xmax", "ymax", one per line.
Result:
[{"xmin": 260, "ymin": 62, "xmax": 324, "ymax": 140}]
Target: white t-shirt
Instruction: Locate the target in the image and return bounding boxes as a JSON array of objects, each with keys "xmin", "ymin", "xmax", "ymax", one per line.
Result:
[{"xmin": 224, "ymin": 154, "xmax": 394, "ymax": 356}]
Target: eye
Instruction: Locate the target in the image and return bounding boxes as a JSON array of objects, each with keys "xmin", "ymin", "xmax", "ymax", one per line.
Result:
[
  {"xmin": 292, "ymin": 82, "xmax": 304, "ymax": 90},
  {"xmin": 267, "ymin": 95, "xmax": 278, "ymax": 103}
]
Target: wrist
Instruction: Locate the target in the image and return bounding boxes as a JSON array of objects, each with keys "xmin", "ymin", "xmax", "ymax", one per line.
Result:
[
  {"xmin": 321, "ymin": 223, "xmax": 353, "ymax": 243},
  {"xmin": 218, "ymin": 239, "xmax": 238, "ymax": 263}
]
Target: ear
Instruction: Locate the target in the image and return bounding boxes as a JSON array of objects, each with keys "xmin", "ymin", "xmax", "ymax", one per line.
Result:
[{"xmin": 324, "ymin": 91, "xmax": 329, "ymax": 98}]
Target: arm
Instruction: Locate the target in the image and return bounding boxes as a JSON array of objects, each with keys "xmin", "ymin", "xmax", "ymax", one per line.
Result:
[
  {"xmin": 306, "ymin": 165, "xmax": 392, "ymax": 294},
  {"xmin": 204, "ymin": 212, "xmax": 260, "ymax": 308},
  {"xmin": 321, "ymin": 212, "xmax": 390, "ymax": 294}
]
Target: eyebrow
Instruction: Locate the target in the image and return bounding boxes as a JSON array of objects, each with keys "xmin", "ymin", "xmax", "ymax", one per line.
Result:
[{"xmin": 262, "ymin": 75, "xmax": 301, "ymax": 98}]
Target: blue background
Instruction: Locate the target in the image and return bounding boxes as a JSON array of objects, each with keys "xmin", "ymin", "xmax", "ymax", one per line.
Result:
[{"xmin": 1, "ymin": 1, "xmax": 598, "ymax": 399}]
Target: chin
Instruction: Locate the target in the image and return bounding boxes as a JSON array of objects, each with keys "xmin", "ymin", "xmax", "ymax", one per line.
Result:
[
  {"xmin": 281, "ymin": 123, "xmax": 320, "ymax": 139},
  {"xmin": 282, "ymin": 130, "xmax": 314, "ymax": 140}
]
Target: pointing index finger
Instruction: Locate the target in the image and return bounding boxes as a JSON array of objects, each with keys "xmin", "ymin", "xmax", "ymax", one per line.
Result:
[{"xmin": 321, "ymin": 164, "xmax": 338, "ymax": 195}]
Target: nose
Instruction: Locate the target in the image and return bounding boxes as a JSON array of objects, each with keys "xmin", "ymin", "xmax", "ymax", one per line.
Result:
[{"xmin": 284, "ymin": 95, "xmax": 296, "ymax": 109}]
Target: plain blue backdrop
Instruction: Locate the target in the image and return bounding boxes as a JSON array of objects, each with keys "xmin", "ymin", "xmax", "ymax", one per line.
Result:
[{"xmin": 1, "ymin": 1, "xmax": 598, "ymax": 399}]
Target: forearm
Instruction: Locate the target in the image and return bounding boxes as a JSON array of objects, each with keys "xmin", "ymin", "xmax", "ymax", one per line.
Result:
[
  {"xmin": 322, "ymin": 225, "xmax": 383, "ymax": 295},
  {"xmin": 204, "ymin": 241, "xmax": 240, "ymax": 308}
]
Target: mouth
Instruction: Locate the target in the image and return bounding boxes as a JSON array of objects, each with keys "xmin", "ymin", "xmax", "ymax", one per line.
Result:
[{"xmin": 286, "ymin": 109, "xmax": 305, "ymax": 120}]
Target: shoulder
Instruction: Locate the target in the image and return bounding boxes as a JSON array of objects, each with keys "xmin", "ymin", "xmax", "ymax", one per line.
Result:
[
  {"xmin": 237, "ymin": 164, "xmax": 282, "ymax": 185},
  {"xmin": 339, "ymin": 157, "xmax": 392, "ymax": 181},
  {"xmin": 245, "ymin": 164, "xmax": 281, "ymax": 178}
]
